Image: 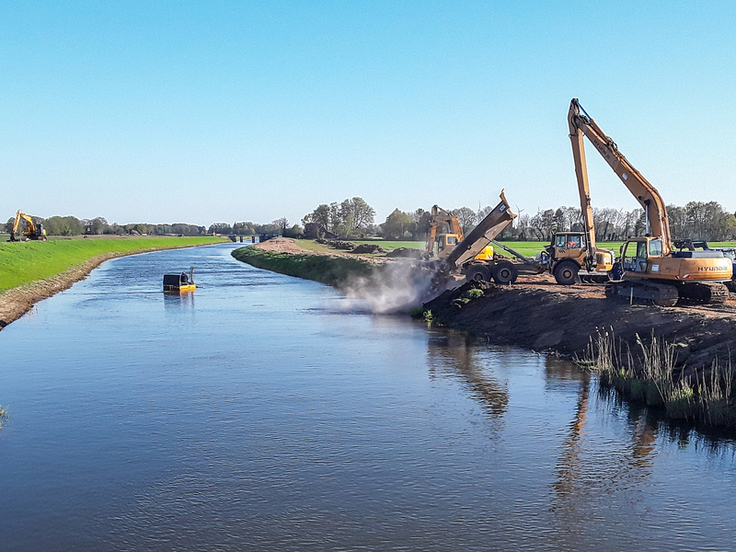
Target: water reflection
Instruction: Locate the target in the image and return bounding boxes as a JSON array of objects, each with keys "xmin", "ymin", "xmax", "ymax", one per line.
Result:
[
  {"xmin": 2, "ymin": 243, "xmax": 736, "ymax": 551},
  {"xmin": 426, "ymin": 328, "xmax": 508, "ymax": 419},
  {"xmin": 163, "ymin": 290, "xmax": 196, "ymax": 310}
]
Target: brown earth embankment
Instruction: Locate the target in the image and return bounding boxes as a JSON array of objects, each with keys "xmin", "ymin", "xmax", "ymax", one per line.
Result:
[{"xmin": 422, "ymin": 277, "xmax": 736, "ymax": 374}]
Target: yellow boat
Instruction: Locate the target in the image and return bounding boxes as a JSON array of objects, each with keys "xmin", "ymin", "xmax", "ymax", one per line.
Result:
[{"xmin": 163, "ymin": 268, "xmax": 196, "ymax": 293}]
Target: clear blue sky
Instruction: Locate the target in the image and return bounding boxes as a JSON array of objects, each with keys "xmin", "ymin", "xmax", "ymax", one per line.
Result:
[{"xmin": 2, "ymin": 1, "xmax": 735, "ymax": 227}]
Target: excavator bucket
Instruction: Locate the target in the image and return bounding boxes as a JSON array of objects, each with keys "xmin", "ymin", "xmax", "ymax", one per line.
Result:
[{"xmin": 445, "ymin": 192, "xmax": 516, "ymax": 270}]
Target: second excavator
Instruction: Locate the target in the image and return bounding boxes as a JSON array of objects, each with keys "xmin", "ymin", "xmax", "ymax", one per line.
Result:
[
  {"xmin": 567, "ymin": 98, "xmax": 732, "ymax": 306},
  {"xmin": 9, "ymin": 210, "xmax": 47, "ymax": 242}
]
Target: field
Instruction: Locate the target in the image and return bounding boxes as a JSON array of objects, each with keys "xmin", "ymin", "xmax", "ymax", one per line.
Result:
[
  {"xmin": 299, "ymin": 239, "xmax": 628, "ymax": 258},
  {"xmin": 349, "ymin": 239, "xmax": 736, "ymax": 258},
  {"xmin": 0, "ymin": 236, "xmax": 225, "ymax": 292}
]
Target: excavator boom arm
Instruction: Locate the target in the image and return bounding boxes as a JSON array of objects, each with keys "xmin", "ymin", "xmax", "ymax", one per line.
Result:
[{"xmin": 568, "ymin": 98, "xmax": 672, "ymax": 254}]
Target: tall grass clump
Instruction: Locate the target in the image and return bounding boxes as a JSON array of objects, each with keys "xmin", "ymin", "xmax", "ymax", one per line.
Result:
[{"xmin": 585, "ymin": 330, "xmax": 736, "ymax": 428}]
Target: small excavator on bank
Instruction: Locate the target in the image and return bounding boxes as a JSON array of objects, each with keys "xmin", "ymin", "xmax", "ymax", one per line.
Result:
[
  {"xmin": 8, "ymin": 210, "xmax": 47, "ymax": 242},
  {"xmin": 567, "ymin": 98, "xmax": 732, "ymax": 306}
]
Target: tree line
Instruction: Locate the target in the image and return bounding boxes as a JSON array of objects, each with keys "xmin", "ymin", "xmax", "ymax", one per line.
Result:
[
  {"xmin": 7, "ymin": 198, "xmax": 736, "ymax": 242},
  {"xmin": 301, "ymin": 197, "xmax": 736, "ymax": 242},
  {"xmin": 4, "ymin": 216, "xmax": 208, "ymax": 237},
  {"xmin": 3, "ymin": 214, "xmax": 297, "ymax": 238}
]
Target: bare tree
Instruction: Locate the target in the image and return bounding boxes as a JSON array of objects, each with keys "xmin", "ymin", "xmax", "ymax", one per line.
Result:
[{"xmin": 451, "ymin": 207, "xmax": 478, "ymax": 234}]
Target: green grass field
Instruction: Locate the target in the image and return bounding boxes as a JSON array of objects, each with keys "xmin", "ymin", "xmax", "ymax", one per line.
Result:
[
  {"xmin": 297, "ymin": 239, "xmax": 629, "ymax": 258},
  {"xmin": 0, "ymin": 236, "xmax": 225, "ymax": 292},
  {"xmin": 352, "ymin": 240, "xmax": 736, "ymax": 257}
]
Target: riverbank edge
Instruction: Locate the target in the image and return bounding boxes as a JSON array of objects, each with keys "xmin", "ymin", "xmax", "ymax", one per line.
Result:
[
  {"xmin": 420, "ymin": 279, "xmax": 736, "ymax": 428},
  {"xmin": 0, "ymin": 241, "xmax": 224, "ymax": 330},
  {"xmin": 234, "ymin": 241, "xmax": 736, "ymax": 429},
  {"xmin": 231, "ymin": 245, "xmax": 377, "ymax": 288}
]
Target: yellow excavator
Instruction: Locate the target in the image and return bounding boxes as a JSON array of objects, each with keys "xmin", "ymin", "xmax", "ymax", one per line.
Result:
[
  {"xmin": 568, "ymin": 98, "xmax": 731, "ymax": 306},
  {"xmin": 9, "ymin": 210, "xmax": 47, "ymax": 242},
  {"xmin": 426, "ymin": 205, "xmax": 494, "ymax": 261}
]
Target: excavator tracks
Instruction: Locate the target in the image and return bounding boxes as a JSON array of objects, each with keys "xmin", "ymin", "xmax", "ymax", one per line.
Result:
[
  {"xmin": 606, "ymin": 280, "xmax": 730, "ymax": 307},
  {"xmin": 605, "ymin": 281, "xmax": 679, "ymax": 307},
  {"xmin": 678, "ymin": 282, "xmax": 730, "ymax": 304}
]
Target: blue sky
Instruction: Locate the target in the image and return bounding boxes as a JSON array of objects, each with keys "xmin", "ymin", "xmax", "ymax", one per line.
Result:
[{"xmin": 2, "ymin": 1, "xmax": 735, "ymax": 227}]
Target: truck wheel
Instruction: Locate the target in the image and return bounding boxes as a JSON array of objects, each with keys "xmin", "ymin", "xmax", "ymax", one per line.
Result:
[
  {"xmin": 553, "ymin": 261, "xmax": 579, "ymax": 285},
  {"xmin": 465, "ymin": 266, "xmax": 490, "ymax": 282},
  {"xmin": 492, "ymin": 261, "xmax": 518, "ymax": 284}
]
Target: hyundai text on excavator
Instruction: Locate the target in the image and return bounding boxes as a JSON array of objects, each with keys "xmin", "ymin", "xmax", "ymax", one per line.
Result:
[
  {"xmin": 567, "ymin": 98, "xmax": 732, "ymax": 306},
  {"xmin": 9, "ymin": 210, "xmax": 47, "ymax": 242}
]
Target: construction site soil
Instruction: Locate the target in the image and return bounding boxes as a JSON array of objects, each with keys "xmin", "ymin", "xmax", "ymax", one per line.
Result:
[{"xmin": 255, "ymin": 238, "xmax": 736, "ymax": 374}]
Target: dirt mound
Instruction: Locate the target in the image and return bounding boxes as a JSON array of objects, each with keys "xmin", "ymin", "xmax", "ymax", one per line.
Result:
[
  {"xmin": 352, "ymin": 244, "xmax": 386, "ymax": 254},
  {"xmin": 422, "ymin": 278, "xmax": 736, "ymax": 373},
  {"xmin": 316, "ymin": 238, "xmax": 356, "ymax": 250},
  {"xmin": 386, "ymin": 247, "xmax": 430, "ymax": 260}
]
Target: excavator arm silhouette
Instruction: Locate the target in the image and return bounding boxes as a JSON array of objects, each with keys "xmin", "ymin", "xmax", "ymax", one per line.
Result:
[{"xmin": 568, "ymin": 98, "xmax": 671, "ymax": 255}]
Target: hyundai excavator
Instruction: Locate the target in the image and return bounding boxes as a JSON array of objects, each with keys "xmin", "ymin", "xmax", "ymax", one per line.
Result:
[
  {"xmin": 9, "ymin": 210, "xmax": 47, "ymax": 242},
  {"xmin": 567, "ymin": 98, "xmax": 731, "ymax": 306}
]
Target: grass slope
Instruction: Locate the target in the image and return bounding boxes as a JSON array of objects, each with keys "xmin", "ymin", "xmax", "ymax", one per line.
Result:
[
  {"xmin": 232, "ymin": 247, "xmax": 374, "ymax": 287},
  {"xmin": 0, "ymin": 236, "xmax": 224, "ymax": 292}
]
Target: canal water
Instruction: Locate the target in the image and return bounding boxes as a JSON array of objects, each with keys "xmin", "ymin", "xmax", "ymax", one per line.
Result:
[{"xmin": 1, "ymin": 243, "xmax": 735, "ymax": 551}]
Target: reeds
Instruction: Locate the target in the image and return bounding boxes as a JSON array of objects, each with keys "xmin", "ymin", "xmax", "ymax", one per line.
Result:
[{"xmin": 584, "ymin": 330, "xmax": 736, "ymax": 428}]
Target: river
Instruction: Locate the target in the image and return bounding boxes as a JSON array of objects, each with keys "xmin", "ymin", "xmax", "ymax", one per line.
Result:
[{"xmin": 1, "ymin": 243, "xmax": 735, "ymax": 551}]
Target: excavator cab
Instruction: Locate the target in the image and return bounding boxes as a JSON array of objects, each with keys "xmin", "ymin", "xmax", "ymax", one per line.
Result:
[
  {"xmin": 620, "ymin": 238, "xmax": 651, "ymax": 274},
  {"xmin": 433, "ymin": 233, "xmax": 460, "ymax": 259}
]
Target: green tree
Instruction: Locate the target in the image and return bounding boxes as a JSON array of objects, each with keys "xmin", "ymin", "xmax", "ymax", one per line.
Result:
[
  {"xmin": 383, "ymin": 209, "xmax": 413, "ymax": 240},
  {"xmin": 208, "ymin": 222, "xmax": 232, "ymax": 234},
  {"xmin": 43, "ymin": 216, "xmax": 84, "ymax": 236}
]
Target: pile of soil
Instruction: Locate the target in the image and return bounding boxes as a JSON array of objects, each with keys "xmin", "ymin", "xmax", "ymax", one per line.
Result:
[
  {"xmin": 316, "ymin": 238, "xmax": 356, "ymax": 250},
  {"xmin": 352, "ymin": 243, "xmax": 386, "ymax": 254},
  {"xmin": 423, "ymin": 275, "xmax": 736, "ymax": 373},
  {"xmin": 256, "ymin": 238, "xmax": 389, "ymax": 265},
  {"xmin": 386, "ymin": 247, "xmax": 431, "ymax": 260}
]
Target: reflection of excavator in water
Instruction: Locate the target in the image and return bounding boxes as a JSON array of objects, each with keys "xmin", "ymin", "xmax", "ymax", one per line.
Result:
[
  {"xmin": 568, "ymin": 98, "xmax": 732, "ymax": 306},
  {"xmin": 9, "ymin": 210, "xmax": 47, "ymax": 242},
  {"xmin": 551, "ymin": 369, "xmax": 658, "ymax": 528}
]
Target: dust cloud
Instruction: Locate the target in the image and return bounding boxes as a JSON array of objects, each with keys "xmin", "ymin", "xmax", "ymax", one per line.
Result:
[{"xmin": 333, "ymin": 262, "xmax": 448, "ymax": 314}]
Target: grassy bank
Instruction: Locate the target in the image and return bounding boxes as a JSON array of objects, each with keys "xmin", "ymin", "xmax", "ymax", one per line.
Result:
[
  {"xmin": 0, "ymin": 236, "xmax": 225, "ymax": 292},
  {"xmin": 585, "ymin": 331, "xmax": 736, "ymax": 428},
  {"xmin": 232, "ymin": 246, "xmax": 375, "ymax": 287}
]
